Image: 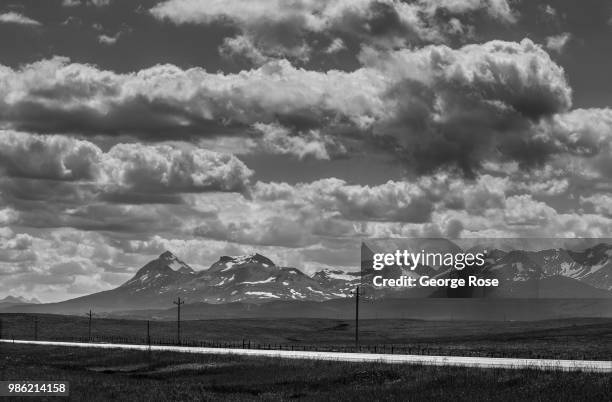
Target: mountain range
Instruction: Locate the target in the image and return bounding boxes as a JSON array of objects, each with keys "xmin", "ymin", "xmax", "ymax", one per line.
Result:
[
  {"xmin": 2, "ymin": 241, "xmax": 611, "ymax": 317},
  {"xmin": 0, "ymin": 295, "xmax": 40, "ymax": 307},
  {"xmin": 360, "ymin": 240, "xmax": 612, "ymax": 298}
]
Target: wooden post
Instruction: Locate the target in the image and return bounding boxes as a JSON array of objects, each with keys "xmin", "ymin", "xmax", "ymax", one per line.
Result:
[{"xmin": 173, "ymin": 298, "xmax": 185, "ymax": 345}]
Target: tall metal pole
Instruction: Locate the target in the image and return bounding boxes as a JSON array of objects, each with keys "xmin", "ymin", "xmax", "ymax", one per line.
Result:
[
  {"xmin": 173, "ymin": 297, "xmax": 184, "ymax": 345},
  {"xmin": 355, "ymin": 286, "xmax": 359, "ymax": 350}
]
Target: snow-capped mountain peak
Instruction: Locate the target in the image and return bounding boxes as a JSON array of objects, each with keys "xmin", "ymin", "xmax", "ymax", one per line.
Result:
[
  {"xmin": 208, "ymin": 253, "xmax": 276, "ymax": 272},
  {"xmin": 120, "ymin": 251, "xmax": 195, "ymax": 289},
  {"xmin": 158, "ymin": 251, "xmax": 194, "ymax": 273}
]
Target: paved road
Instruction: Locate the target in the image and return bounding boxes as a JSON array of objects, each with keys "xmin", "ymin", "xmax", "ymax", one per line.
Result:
[{"xmin": 2, "ymin": 339, "xmax": 611, "ymax": 372}]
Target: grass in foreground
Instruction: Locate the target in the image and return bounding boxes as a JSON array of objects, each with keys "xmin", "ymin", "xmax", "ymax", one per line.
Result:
[{"xmin": 1, "ymin": 344, "xmax": 610, "ymax": 401}]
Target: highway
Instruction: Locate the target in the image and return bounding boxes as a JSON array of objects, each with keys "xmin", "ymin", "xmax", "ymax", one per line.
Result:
[{"xmin": 2, "ymin": 339, "xmax": 610, "ymax": 372}]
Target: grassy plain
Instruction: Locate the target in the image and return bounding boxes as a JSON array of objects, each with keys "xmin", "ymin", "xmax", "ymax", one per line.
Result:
[{"xmin": 1, "ymin": 344, "xmax": 611, "ymax": 401}]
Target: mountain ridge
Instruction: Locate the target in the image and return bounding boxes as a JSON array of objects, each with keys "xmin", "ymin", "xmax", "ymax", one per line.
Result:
[
  {"xmin": 4, "ymin": 243, "xmax": 612, "ymax": 316},
  {"xmin": 0, "ymin": 295, "xmax": 40, "ymax": 305}
]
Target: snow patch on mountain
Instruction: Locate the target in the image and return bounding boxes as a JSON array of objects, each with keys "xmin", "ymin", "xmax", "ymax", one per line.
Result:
[
  {"xmin": 245, "ymin": 291, "xmax": 280, "ymax": 299},
  {"xmin": 241, "ymin": 277, "xmax": 276, "ymax": 285}
]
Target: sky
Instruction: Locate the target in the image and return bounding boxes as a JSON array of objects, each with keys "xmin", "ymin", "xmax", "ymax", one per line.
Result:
[{"xmin": 1, "ymin": 0, "xmax": 612, "ymax": 302}]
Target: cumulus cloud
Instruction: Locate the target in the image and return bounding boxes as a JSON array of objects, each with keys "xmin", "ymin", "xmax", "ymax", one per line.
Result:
[
  {"xmin": 220, "ymin": 35, "xmax": 272, "ymax": 64},
  {"xmin": 580, "ymin": 194, "xmax": 612, "ymax": 217},
  {"xmin": 188, "ymin": 177, "xmax": 466, "ymax": 248},
  {"xmin": 0, "ymin": 131, "xmax": 253, "ymax": 195},
  {"xmin": 252, "ymin": 123, "xmax": 346, "ymax": 159},
  {"xmin": 0, "ymin": 12, "xmax": 41, "ymax": 26},
  {"xmin": 541, "ymin": 108, "xmax": 612, "ymax": 179},
  {"xmin": 0, "ymin": 208, "xmax": 19, "ymax": 225},
  {"xmin": 0, "ymin": 56, "xmax": 382, "ymax": 137},
  {"xmin": 150, "ymin": 0, "xmax": 517, "ymax": 61},
  {"xmin": 503, "ymin": 194, "xmax": 557, "ymax": 226},
  {"xmin": 253, "ymin": 178, "xmax": 434, "ymax": 223},
  {"xmin": 0, "ymin": 39, "xmax": 576, "ymax": 173},
  {"xmin": 250, "ymin": 171, "xmax": 569, "ymax": 230},
  {"xmin": 4, "ymin": 130, "xmax": 596, "ymax": 253},
  {"xmin": 0, "ymin": 131, "xmax": 101, "ymax": 180},
  {"xmin": 240, "ymin": 167, "xmax": 612, "ymax": 240},
  {"xmin": 101, "ymin": 142, "xmax": 254, "ymax": 194}
]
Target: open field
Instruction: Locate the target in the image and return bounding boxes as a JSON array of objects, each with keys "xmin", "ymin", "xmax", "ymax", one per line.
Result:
[
  {"xmin": 6, "ymin": 298, "xmax": 611, "ymax": 321},
  {"xmin": 1, "ymin": 314, "xmax": 611, "ymax": 360},
  {"xmin": 4, "ymin": 340, "xmax": 610, "ymax": 372},
  {"xmin": 2, "ymin": 344, "xmax": 611, "ymax": 401}
]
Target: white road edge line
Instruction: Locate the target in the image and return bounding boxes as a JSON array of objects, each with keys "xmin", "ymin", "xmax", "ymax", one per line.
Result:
[{"xmin": 2, "ymin": 339, "xmax": 611, "ymax": 373}]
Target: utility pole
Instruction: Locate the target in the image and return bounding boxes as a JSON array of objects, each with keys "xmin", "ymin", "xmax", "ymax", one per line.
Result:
[
  {"xmin": 88, "ymin": 310, "xmax": 93, "ymax": 342},
  {"xmin": 147, "ymin": 320, "xmax": 151, "ymax": 348},
  {"xmin": 174, "ymin": 297, "xmax": 185, "ymax": 345},
  {"xmin": 34, "ymin": 316, "xmax": 38, "ymax": 341},
  {"xmin": 355, "ymin": 286, "xmax": 359, "ymax": 350}
]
